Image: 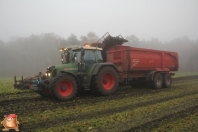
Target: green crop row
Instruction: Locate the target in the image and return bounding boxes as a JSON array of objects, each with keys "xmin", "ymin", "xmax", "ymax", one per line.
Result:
[
  {"xmin": 37, "ymin": 91, "xmax": 198, "ymax": 132},
  {"xmin": 172, "ymin": 72, "xmax": 198, "ymax": 78},
  {"xmin": 153, "ymin": 111, "xmax": 198, "ymax": 132},
  {"xmin": 14, "ymin": 79, "xmax": 198, "ymax": 131}
]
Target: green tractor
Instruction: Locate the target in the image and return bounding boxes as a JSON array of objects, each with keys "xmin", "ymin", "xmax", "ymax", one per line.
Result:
[{"xmin": 14, "ymin": 33, "xmax": 128, "ymax": 100}]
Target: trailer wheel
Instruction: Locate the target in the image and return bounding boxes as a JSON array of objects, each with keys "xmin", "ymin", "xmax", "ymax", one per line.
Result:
[
  {"xmin": 163, "ymin": 73, "xmax": 172, "ymax": 88},
  {"xmin": 50, "ymin": 74, "xmax": 77, "ymax": 100},
  {"xmin": 37, "ymin": 84, "xmax": 51, "ymax": 98},
  {"xmin": 92, "ymin": 66, "xmax": 118, "ymax": 95},
  {"xmin": 153, "ymin": 73, "xmax": 163, "ymax": 89}
]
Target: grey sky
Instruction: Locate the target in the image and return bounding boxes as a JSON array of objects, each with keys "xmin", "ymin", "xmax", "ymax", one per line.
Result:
[{"xmin": 0, "ymin": 0, "xmax": 198, "ymax": 42}]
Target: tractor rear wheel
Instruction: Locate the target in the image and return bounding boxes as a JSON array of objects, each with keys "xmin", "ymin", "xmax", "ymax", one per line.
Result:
[
  {"xmin": 163, "ymin": 73, "xmax": 172, "ymax": 88},
  {"xmin": 152, "ymin": 73, "xmax": 163, "ymax": 89},
  {"xmin": 92, "ymin": 66, "xmax": 118, "ymax": 95},
  {"xmin": 37, "ymin": 84, "xmax": 51, "ymax": 98},
  {"xmin": 50, "ymin": 74, "xmax": 77, "ymax": 100}
]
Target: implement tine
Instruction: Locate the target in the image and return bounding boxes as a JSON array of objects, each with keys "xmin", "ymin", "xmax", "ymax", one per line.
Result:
[{"xmin": 14, "ymin": 76, "xmax": 16, "ymax": 84}]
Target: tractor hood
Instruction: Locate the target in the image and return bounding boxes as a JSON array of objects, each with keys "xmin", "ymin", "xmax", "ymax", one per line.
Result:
[{"xmin": 53, "ymin": 63, "xmax": 79, "ymax": 76}]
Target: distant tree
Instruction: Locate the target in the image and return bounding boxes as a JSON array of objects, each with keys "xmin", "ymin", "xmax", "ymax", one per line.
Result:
[
  {"xmin": 80, "ymin": 32, "xmax": 99, "ymax": 44},
  {"xmin": 67, "ymin": 34, "xmax": 80, "ymax": 45},
  {"xmin": 80, "ymin": 36, "xmax": 88, "ymax": 44},
  {"xmin": 87, "ymin": 32, "xmax": 99, "ymax": 43},
  {"xmin": 125, "ymin": 35, "xmax": 140, "ymax": 47}
]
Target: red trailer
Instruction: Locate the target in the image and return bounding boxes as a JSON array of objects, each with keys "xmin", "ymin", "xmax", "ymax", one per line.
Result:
[{"xmin": 106, "ymin": 45, "xmax": 179, "ymax": 89}]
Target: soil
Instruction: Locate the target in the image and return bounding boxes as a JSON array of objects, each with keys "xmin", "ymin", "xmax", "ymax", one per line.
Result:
[{"xmin": 0, "ymin": 75, "xmax": 198, "ymax": 131}]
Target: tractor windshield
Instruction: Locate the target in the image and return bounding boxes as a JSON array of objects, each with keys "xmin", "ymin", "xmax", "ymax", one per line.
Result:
[{"xmin": 83, "ymin": 50, "xmax": 103, "ymax": 64}]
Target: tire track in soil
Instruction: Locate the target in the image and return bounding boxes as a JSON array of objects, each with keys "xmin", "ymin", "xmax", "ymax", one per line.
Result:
[
  {"xmin": 0, "ymin": 87, "xmax": 187, "ymax": 116},
  {"xmin": 18, "ymin": 90, "xmax": 198, "ymax": 131},
  {"xmin": 1, "ymin": 75, "xmax": 197, "ymax": 102},
  {"xmin": 0, "ymin": 75, "xmax": 197, "ymax": 116},
  {"xmin": 124, "ymin": 105, "xmax": 198, "ymax": 132},
  {"xmin": 1, "ymin": 75, "xmax": 198, "ymax": 101}
]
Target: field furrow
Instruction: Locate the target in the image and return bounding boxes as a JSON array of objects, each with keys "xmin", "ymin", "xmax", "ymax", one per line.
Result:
[{"xmin": 0, "ymin": 75, "xmax": 198, "ymax": 131}]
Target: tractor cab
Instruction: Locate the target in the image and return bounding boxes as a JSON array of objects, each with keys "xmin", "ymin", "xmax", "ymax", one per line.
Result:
[{"xmin": 58, "ymin": 45, "xmax": 103, "ymax": 74}]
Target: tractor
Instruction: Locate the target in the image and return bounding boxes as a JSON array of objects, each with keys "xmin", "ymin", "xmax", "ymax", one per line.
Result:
[{"xmin": 14, "ymin": 33, "xmax": 127, "ymax": 100}]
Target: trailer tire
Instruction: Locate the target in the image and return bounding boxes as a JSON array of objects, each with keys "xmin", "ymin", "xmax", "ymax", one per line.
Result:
[
  {"xmin": 92, "ymin": 66, "xmax": 118, "ymax": 95},
  {"xmin": 37, "ymin": 84, "xmax": 51, "ymax": 98},
  {"xmin": 50, "ymin": 74, "xmax": 78, "ymax": 100},
  {"xmin": 163, "ymin": 73, "xmax": 172, "ymax": 88},
  {"xmin": 153, "ymin": 73, "xmax": 163, "ymax": 89}
]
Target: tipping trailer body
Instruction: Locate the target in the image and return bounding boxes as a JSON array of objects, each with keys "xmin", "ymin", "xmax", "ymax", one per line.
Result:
[{"xmin": 106, "ymin": 45, "xmax": 179, "ymax": 83}]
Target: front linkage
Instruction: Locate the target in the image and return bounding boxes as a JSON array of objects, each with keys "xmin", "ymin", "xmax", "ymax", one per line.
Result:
[{"xmin": 14, "ymin": 72, "xmax": 49, "ymax": 92}]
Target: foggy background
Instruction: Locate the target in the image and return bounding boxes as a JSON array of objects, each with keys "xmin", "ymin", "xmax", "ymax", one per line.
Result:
[{"xmin": 0, "ymin": 0, "xmax": 198, "ymax": 77}]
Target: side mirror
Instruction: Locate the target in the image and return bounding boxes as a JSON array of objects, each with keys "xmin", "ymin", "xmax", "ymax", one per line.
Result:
[{"xmin": 61, "ymin": 54, "xmax": 63, "ymax": 64}]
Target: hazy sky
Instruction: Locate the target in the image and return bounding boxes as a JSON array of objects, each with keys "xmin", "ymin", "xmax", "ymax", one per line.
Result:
[{"xmin": 0, "ymin": 0, "xmax": 198, "ymax": 42}]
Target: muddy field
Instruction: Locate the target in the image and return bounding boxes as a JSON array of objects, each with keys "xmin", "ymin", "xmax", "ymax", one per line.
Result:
[{"xmin": 0, "ymin": 75, "xmax": 198, "ymax": 132}]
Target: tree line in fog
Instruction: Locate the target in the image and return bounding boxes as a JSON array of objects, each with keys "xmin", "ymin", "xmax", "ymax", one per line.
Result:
[{"xmin": 0, "ymin": 32, "xmax": 197, "ymax": 77}]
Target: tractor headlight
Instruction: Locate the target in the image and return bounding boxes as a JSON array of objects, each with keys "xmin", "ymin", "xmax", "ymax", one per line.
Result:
[{"xmin": 45, "ymin": 72, "xmax": 51, "ymax": 77}]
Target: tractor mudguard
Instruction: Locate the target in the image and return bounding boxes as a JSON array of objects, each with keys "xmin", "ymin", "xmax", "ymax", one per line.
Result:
[
  {"xmin": 60, "ymin": 71, "xmax": 80, "ymax": 87},
  {"xmin": 91, "ymin": 63, "xmax": 118, "ymax": 76}
]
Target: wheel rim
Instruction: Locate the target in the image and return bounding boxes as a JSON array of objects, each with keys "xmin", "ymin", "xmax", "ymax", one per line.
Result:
[
  {"xmin": 155, "ymin": 74, "xmax": 162, "ymax": 86},
  {"xmin": 165, "ymin": 75, "xmax": 171, "ymax": 85},
  {"xmin": 102, "ymin": 73, "xmax": 115, "ymax": 90},
  {"xmin": 58, "ymin": 80, "xmax": 73, "ymax": 96}
]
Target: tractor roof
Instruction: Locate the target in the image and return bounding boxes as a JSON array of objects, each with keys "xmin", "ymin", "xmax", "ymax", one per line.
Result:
[{"xmin": 60, "ymin": 45, "xmax": 102, "ymax": 52}]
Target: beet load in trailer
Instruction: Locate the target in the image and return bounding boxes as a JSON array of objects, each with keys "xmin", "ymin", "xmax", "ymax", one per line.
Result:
[
  {"xmin": 14, "ymin": 32, "xmax": 179, "ymax": 101},
  {"xmin": 106, "ymin": 45, "xmax": 179, "ymax": 88}
]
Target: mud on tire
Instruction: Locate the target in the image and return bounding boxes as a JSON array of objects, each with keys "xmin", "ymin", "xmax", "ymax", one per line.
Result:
[
  {"xmin": 92, "ymin": 66, "xmax": 118, "ymax": 95},
  {"xmin": 49, "ymin": 74, "xmax": 78, "ymax": 101}
]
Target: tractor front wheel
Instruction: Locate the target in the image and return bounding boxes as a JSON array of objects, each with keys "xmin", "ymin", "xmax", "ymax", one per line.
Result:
[
  {"xmin": 92, "ymin": 66, "xmax": 118, "ymax": 95},
  {"xmin": 50, "ymin": 74, "xmax": 78, "ymax": 100}
]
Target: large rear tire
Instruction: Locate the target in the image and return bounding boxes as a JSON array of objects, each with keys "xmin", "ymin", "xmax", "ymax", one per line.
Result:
[
  {"xmin": 50, "ymin": 74, "xmax": 78, "ymax": 100},
  {"xmin": 163, "ymin": 73, "xmax": 172, "ymax": 88},
  {"xmin": 152, "ymin": 73, "xmax": 163, "ymax": 89},
  {"xmin": 92, "ymin": 66, "xmax": 118, "ymax": 95}
]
